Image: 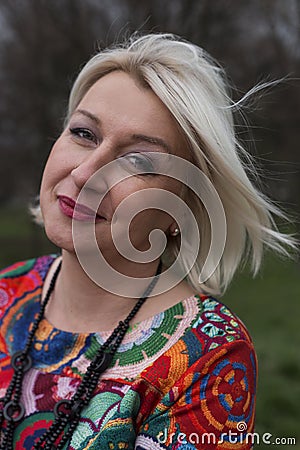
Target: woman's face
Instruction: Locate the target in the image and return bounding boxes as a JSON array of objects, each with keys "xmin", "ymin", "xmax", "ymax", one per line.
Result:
[{"xmin": 40, "ymin": 70, "xmax": 189, "ymax": 260}]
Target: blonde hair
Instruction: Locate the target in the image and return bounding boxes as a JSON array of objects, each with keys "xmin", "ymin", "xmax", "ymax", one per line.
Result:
[{"xmin": 34, "ymin": 33, "xmax": 298, "ymax": 296}]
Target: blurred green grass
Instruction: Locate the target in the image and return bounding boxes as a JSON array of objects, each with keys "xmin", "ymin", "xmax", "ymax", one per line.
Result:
[
  {"xmin": 223, "ymin": 252, "xmax": 300, "ymax": 448},
  {"xmin": 0, "ymin": 207, "xmax": 299, "ymax": 448}
]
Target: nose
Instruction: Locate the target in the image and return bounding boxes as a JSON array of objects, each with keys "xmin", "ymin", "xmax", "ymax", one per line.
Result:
[{"xmin": 71, "ymin": 147, "xmax": 112, "ymax": 193}]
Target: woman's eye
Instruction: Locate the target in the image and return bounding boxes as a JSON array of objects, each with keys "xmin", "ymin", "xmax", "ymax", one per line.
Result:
[
  {"xmin": 70, "ymin": 127, "xmax": 97, "ymax": 144},
  {"xmin": 121, "ymin": 153, "xmax": 156, "ymax": 175}
]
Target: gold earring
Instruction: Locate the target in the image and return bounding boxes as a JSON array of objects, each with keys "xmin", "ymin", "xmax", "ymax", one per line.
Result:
[{"xmin": 170, "ymin": 227, "xmax": 180, "ymax": 236}]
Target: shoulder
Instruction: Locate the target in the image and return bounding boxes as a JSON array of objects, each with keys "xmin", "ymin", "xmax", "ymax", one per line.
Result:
[
  {"xmin": 0, "ymin": 254, "xmax": 57, "ymax": 281},
  {"xmin": 185, "ymin": 295, "xmax": 257, "ymax": 400},
  {"xmin": 0, "ymin": 255, "xmax": 57, "ymax": 318},
  {"xmin": 134, "ymin": 296, "xmax": 257, "ymax": 448},
  {"xmin": 184, "ymin": 294, "xmax": 257, "ymax": 388},
  {"xmin": 190, "ymin": 294, "xmax": 254, "ymax": 354},
  {"xmin": 139, "ymin": 293, "xmax": 256, "ymax": 391},
  {"xmin": 134, "ymin": 294, "xmax": 257, "ymax": 445},
  {"xmin": 0, "ymin": 254, "xmax": 57, "ymax": 277}
]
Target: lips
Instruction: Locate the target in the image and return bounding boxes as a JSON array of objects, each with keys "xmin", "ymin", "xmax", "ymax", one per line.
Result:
[{"xmin": 58, "ymin": 195, "xmax": 106, "ymax": 222}]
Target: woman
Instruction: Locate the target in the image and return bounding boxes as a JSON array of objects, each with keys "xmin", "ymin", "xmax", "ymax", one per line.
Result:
[{"xmin": 0, "ymin": 33, "xmax": 296, "ymax": 449}]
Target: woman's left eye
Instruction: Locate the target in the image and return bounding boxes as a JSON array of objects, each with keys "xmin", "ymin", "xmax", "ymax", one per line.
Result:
[
  {"xmin": 121, "ymin": 153, "xmax": 156, "ymax": 175},
  {"xmin": 70, "ymin": 127, "xmax": 97, "ymax": 144}
]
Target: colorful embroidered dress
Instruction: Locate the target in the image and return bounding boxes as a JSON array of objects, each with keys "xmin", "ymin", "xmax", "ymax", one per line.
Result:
[{"xmin": 0, "ymin": 255, "xmax": 257, "ymax": 449}]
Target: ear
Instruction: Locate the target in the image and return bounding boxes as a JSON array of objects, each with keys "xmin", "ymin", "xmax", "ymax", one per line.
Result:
[{"xmin": 169, "ymin": 223, "xmax": 180, "ymax": 237}]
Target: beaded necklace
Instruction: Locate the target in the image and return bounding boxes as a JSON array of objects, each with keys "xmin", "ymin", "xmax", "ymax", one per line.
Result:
[{"xmin": 0, "ymin": 259, "xmax": 162, "ymax": 449}]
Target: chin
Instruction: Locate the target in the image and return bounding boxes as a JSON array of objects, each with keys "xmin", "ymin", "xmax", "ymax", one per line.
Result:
[
  {"xmin": 42, "ymin": 218, "xmax": 73, "ymax": 253},
  {"xmin": 46, "ymin": 232, "xmax": 74, "ymax": 254}
]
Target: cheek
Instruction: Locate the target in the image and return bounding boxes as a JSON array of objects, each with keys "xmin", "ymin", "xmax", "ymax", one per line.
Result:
[
  {"xmin": 40, "ymin": 144, "xmax": 70, "ymax": 193},
  {"xmin": 40, "ymin": 156, "xmax": 54, "ymax": 193},
  {"xmin": 109, "ymin": 177, "xmax": 179, "ymax": 227},
  {"xmin": 132, "ymin": 209, "xmax": 172, "ymax": 230},
  {"xmin": 127, "ymin": 209, "xmax": 172, "ymax": 251}
]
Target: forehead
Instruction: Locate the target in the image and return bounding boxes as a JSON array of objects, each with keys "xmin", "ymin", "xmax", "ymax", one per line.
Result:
[{"xmin": 77, "ymin": 71, "xmax": 189, "ymax": 158}]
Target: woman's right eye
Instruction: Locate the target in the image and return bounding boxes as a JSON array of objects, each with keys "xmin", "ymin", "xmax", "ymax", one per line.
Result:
[{"xmin": 69, "ymin": 127, "xmax": 97, "ymax": 144}]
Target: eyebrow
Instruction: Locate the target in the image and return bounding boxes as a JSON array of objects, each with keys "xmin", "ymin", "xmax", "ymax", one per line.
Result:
[
  {"xmin": 131, "ymin": 134, "xmax": 172, "ymax": 154},
  {"xmin": 74, "ymin": 109, "xmax": 100, "ymax": 124},
  {"xmin": 73, "ymin": 108, "xmax": 172, "ymax": 154}
]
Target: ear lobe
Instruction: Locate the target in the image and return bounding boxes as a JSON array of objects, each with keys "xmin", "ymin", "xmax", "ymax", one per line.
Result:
[{"xmin": 169, "ymin": 225, "xmax": 180, "ymax": 236}]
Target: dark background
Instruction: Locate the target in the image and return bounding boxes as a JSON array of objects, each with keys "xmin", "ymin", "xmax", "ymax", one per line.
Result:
[
  {"xmin": 0, "ymin": 1, "xmax": 299, "ymax": 447},
  {"xmin": 0, "ymin": 0, "xmax": 299, "ymax": 213}
]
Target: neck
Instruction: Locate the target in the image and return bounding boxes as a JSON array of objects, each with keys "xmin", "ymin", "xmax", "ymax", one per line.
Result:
[{"xmin": 45, "ymin": 250, "xmax": 162, "ymax": 333}]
